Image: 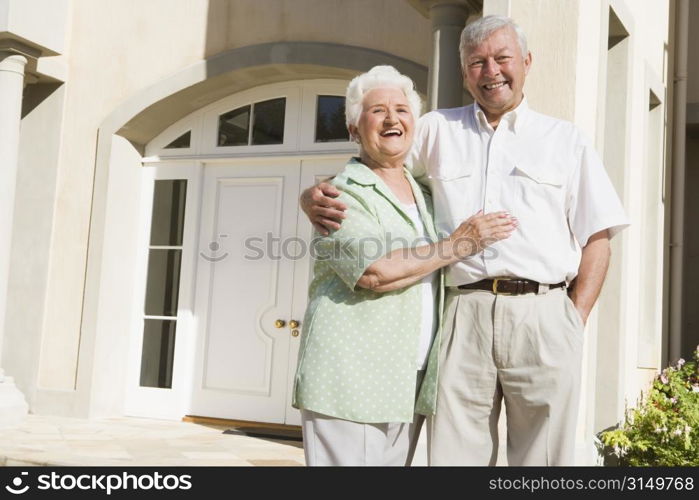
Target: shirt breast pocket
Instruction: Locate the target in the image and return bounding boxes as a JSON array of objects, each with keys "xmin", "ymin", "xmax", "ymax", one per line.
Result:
[
  {"xmin": 512, "ymin": 163, "xmax": 565, "ymax": 213},
  {"xmin": 427, "ymin": 169, "xmax": 472, "ymax": 229}
]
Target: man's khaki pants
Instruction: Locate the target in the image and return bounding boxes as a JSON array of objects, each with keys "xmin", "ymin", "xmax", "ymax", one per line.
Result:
[{"xmin": 429, "ymin": 287, "xmax": 584, "ymax": 466}]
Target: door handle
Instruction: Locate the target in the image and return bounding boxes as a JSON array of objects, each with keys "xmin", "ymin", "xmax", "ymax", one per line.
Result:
[
  {"xmin": 289, "ymin": 320, "xmax": 300, "ymax": 329},
  {"xmin": 274, "ymin": 319, "xmax": 286, "ymax": 328}
]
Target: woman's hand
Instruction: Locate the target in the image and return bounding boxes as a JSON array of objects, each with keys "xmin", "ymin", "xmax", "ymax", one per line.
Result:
[
  {"xmin": 300, "ymin": 182, "xmax": 347, "ymax": 236},
  {"xmin": 449, "ymin": 211, "xmax": 517, "ymax": 259}
]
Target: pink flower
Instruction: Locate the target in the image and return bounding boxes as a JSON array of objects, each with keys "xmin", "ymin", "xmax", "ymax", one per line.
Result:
[
  {"xmin": 660, "ymin": 373, "xmax": 669, "ymax": 384},
  {"xmin": 677, "ymin": 358, "xmax": 686, "ymax": 368}
]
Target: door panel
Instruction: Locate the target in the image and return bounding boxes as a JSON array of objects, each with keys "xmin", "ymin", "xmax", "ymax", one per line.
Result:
[
  {"xmin": 125, "ymin": 165, "xmax": 201, "ymax": 420},
  {"xmin": 190, "ymin": 161, "xmax": 300, "ymax": 422},
  {"xmin": 284, "ymin": 157, "xmax": 347, "ymax": 425},
  {"xmin": 203, "ymin": 178, "xmax": 281, "ymax": 393}
]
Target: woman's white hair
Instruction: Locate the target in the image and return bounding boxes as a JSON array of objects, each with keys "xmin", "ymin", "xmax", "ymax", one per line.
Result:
[
  {"xmin": 459, "ymin": 15, "xmax": 528, "ymax": 69},
  {"xmin": 345, "ymin": 65, "xmax": 422, "ymax": 129}
]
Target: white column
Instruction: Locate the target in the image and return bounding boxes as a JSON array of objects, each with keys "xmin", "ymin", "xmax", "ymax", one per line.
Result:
[
  {"xmin": 0, "ymin": 51, "xmax": 29, "ymax": 427},
  {"xmin": 427, "ymin": 2, "xmax": 473, "ymax": 110}
]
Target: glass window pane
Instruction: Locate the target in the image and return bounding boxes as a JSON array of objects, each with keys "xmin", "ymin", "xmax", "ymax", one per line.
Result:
[
  {"xmin": 150, "ymin": 180, "xmax": 187, "ymax": 246},
  {"xmin": 164, "ymin": 131, "xmax": 191, "ymax": 149},
  {"xmin": 140, "ymin": 319, "xmax": 176, "ymax": 388},
  {"xmin": 144, "ymin": 249, "xmax": 182, "ymax": 317},
  {"xmin": 315, "ymin": 95, "xmax": 348, "ymax": 143},
  {"xmin": 218, "ymin": 105, "xmax": 250, "ymax": 146},
  {"xmin": 252, "ymin": 98, "xmax": 285, "ymax": 145}
]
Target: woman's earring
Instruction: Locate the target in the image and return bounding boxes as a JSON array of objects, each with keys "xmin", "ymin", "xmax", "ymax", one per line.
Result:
[{"xmin": 353, "ymin": 135, "xmax": 361, "ymax": 144}]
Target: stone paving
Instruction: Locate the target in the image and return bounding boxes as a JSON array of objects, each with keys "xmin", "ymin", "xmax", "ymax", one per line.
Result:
[{"xmin": 0, "ymin": 415, "xmax": 306, "ymax": 466}]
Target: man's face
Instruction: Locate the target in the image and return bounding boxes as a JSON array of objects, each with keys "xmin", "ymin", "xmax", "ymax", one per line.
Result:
[{"xmin": 462, "ymin": 27, "xmax": 531, "ymax": 123}]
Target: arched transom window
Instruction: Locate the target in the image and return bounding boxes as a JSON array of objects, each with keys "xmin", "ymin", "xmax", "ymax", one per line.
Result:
[{"xmin": 146, "ymin": 80, "xmax": 354, "ymax": 158}]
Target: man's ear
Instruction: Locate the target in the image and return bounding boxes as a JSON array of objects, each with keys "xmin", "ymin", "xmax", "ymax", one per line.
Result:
[{"xmin": 524, "ymin": 51, "xmax": 532, "ymax": 76}]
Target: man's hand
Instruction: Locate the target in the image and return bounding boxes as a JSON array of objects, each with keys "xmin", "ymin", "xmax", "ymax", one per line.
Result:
[
  {"xmin": 568, "ymin": 230, "xmax": 611, "ymax": 325},
  {"xmin": 300, "ymin": 182, "xmax": 347, "ymax": 235}
]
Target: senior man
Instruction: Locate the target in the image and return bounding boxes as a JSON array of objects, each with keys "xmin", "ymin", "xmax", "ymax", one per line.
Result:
[{"xmin": 301, "ymin": 15, "xmax": 628, "ymax": 466}]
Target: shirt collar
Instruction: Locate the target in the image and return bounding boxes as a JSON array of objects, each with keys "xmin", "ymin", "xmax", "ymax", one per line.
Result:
[
  {"xmin": 473, "ymin": 97, "xmax": 529, "ymax": 134},
  {"xmin": 343, "ymin": 158, "xmax": 437, "ymax": 240},
  {"xmin": 344, "ymin": 157, "xmax": 380, "ymax": 186}
]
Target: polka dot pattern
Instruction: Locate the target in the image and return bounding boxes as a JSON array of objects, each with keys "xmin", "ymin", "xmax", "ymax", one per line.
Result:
[{"xmin": 292, "ymin": 159, "xmax": 444, "ymax": 423}]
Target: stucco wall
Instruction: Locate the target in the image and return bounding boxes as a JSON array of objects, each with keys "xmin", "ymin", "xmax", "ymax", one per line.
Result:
[
  {"xmin": 204, "ymin": 0, "xmax": 430, "ymax": 63},
  {"xmin": 481, "ymin": 0, "xmax": 671, "ymax": 464},
  {"xmin": 683, "ymin": 0, "xmax": 699, "ymax": 360},
  {"xmin": 4, "ymin": 84, "xmax": 66, "ymax": 407},
  {"xmin": 684, "ymin": 135, "xmax": 699, "ymax": 356},
  {"xmin": 38, "ymin": 0, "xmax": 210, "ymax": 391},
  {"xmin": 687, "ymin": 0, "xmax": 699, "ymax": 104},
  {"xmin": 12, "ymin": 0, "xmax": 673, "ymax": 449},
  {"xmin": 509, "ymin": 0, "xmax": 580, "ymax": 122},
  {"xmin": 0, "ymin": 0, "xmax": 70, "ymax": 54},
  {"xmin": 29, "ymin": 0, "xmax": 430, "ymax": 397}
]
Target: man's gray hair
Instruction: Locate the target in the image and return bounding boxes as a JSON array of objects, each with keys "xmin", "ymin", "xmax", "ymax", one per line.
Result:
[
  {"xmin": 345, "ymin": 65, "xmax": 422, "ymax": 129},
  {"xmin": 459, "ymin": 15, "xmax": 528, "ymax": 69}
]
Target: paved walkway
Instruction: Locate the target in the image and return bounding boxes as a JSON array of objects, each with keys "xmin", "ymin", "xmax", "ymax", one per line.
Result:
[{"xmin": 0, "ymin": 415, "xmax": 305, "ymax": 467}]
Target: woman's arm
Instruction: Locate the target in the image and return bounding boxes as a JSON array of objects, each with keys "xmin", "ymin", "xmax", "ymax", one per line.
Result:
[{"xmin": 356, "ymin": 212, "xmax": 516, "ymax": 292}]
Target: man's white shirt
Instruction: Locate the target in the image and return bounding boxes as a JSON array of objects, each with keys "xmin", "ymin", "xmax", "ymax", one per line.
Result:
[{"xmin": 407, "ymin": 98, "xmax": 629, "ymax": 287}]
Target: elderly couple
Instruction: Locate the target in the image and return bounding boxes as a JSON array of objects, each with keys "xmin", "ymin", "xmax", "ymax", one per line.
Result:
[{"xmin": 292, "ymin": 15, "xmax": 628, "ymax": 466}]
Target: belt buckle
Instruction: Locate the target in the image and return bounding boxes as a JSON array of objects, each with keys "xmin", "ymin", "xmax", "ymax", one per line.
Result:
[{"xmin": 492, "ymin": 278, "xmax": 515, "ymax": 296}]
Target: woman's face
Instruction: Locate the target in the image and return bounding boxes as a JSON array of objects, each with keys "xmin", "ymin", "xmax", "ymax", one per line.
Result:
[{"xmin": 350, "ymin": 87, "xmax": 414, "ymax": 165}]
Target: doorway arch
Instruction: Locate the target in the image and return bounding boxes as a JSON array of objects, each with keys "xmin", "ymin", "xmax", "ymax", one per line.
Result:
[
  {"xmin": 77, "ymin": 43, "xmax": 427, "ymax": 419},
  {"xmin": 126, "ymin": 79, "xmax": 354, "ymax": 422}
]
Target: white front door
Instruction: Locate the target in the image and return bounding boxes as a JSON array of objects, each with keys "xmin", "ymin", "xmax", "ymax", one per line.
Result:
[
  {"xmin": 284, "ymin": 157, "xmax": 347, "ymax": 425},
  {"xmin": 190, "ymin": 157, "xmax": 345, "ymax": 424}
]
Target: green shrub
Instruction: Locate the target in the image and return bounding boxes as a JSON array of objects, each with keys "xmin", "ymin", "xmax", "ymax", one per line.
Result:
[{"xmin": 600, "ymin": 346, "xmax": 699, "ymax": 466}]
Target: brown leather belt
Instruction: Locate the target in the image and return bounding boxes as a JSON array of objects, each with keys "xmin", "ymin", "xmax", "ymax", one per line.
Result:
[{"xmin": 456, "ymin": 278, "xmax": 566, "ymax": 295}]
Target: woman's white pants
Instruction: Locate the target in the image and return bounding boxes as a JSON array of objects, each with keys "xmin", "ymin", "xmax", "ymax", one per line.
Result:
[{"xmin": 301, "ymin": 410, "xmax": 423, "ymax": 466}]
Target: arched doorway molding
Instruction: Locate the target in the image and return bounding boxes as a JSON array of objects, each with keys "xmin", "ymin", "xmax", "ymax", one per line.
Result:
[
  {"xmin": 71, "ymin": 42, "xmax": 427, "ymax": 418},
  {"xmin": 116, "ymin": 42, "xmax": 428, "ymax": 151}
]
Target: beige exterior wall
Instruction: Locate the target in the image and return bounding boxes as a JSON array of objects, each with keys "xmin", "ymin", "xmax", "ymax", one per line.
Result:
[
  {"xmin": 0, "ymin": 0, "xmax": 70, "ymax": 54},
  {"xmin": 510, "ymin": 0, "xmax": 580, "ymax": 122},
  {"xmin": 5, "ymin": 0, "xmax": 675, "ymax": 465},
  {"xmin": 37, "ymin": 0, "xmax": 208, "ymax": 392},
  {"xmin": 685, "ymin": 135, "xmax": 699, "ymax": 352},
  {"xmin": 683, "ymin": 0, "xmax": 699, "ymax": 357},
  {"xmin": 687, "ymin": 0, "xmax": 699, "ymax": 104},
  {"xmin": 205, "ymin": 0, "xmax": 430, "ymax": 63},
  {"xmin": 480, "ymin": 0, "xmax": 670, "ymax": 464},
  {"xmin": 576, "ymin": 0, "xmax": 669, "ymax": 457},
  {"xmin": 34, "ymin": 0, "xmax": 430, "ymax": 393},
  {"xmin": 605, "ymin": 0, "xmax": 668, "ymax": 418},
  {"xmin": 5, "ymin": 85, "xmax": 66, "ymax": 403}
]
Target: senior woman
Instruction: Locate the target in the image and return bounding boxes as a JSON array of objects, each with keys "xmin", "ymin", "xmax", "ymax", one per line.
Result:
[{"xmin": 292, "ymin": 66, "xmax": 516, "ymax": 466}]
